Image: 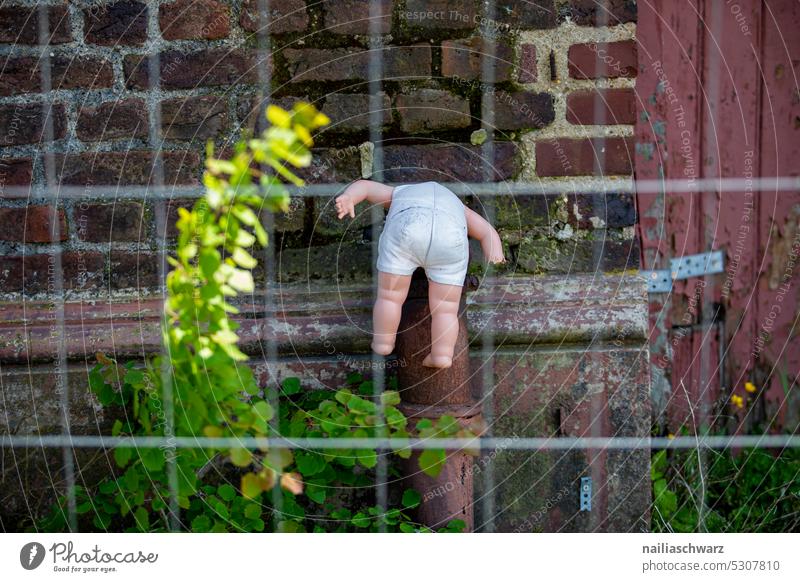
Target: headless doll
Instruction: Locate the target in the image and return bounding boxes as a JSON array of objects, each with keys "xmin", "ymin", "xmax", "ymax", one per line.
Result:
[{"xmin": 335, "ymin": 180, "xmax": 505, "ymax": 369}]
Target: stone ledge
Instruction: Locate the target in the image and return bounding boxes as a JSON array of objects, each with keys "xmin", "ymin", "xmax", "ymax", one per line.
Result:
[{"xmin": 0, "ymin": 273, "xmax": 648, "ymax": 363}]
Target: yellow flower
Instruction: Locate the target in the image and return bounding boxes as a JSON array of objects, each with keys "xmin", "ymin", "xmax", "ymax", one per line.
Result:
[
  {"xmin": 744, "ymin": 381, "xmax": 757, "ymax": 393},
  {"xmin": 667, "ymin": 433, "xmax": 675, "ymax": 440},
  {"xmin": 731, "ymin": 394, "xmax": 744, "ymax": 409}
]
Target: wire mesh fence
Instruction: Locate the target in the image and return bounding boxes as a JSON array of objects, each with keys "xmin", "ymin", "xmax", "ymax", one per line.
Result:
[{"xmin": 0, "ymin": 0, "xmax": 798, "ymax": 534}]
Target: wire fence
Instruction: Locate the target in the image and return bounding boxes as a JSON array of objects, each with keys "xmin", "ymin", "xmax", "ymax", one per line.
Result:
[{"xmin": 1, "ymin": 0, "xmax": 798, "ymax": 534}]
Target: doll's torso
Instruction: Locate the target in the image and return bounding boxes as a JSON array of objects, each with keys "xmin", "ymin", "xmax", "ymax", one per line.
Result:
[
  {"xmin": 376, "ymin": 181, "xmax": 469, "ymax": 286},
  {"xmin": 387, "ymin": 181, "xmax": 466, "ymax": 226}
]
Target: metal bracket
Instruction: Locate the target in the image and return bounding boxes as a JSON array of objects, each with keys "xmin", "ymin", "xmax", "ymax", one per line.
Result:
[
  {"xmin": 580, "ymin": 477, "xmax": 592, "ymax": 511},
  {"xmin": 641, "ymin": 250, "xmax": 725, "ymax": 293}
]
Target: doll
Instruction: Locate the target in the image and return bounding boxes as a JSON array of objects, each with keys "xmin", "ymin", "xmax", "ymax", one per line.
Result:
[{"xmin": 335, "ymin": 180, "xmax": 505, "ymax": 369}]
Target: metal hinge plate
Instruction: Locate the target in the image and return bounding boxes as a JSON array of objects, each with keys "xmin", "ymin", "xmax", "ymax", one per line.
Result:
[
  {"xmin": 641, "ymin": 250, "xmax": 725, "ymax": 293},
  {"xmin": 580, "ymin": 477, "xmax": 592, "ymax": 511}
]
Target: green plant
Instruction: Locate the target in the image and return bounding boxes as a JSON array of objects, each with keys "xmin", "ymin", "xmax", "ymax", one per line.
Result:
[
  {"xmin": 31, "ymin": 102, "xmax": 476, "ymax": 534},
  {"xmin": 651, "ymin": 446, "xmax": 800, "ymax": 532}
]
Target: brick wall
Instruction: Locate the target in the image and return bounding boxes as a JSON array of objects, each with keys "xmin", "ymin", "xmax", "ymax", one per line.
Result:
[
  {"xmin": 0, "ymin": 0, "xmax": 639, "ymax": 298},
  {"xmin": 0, "ymin": 1, "xmax": 649, "ymax": 532}
]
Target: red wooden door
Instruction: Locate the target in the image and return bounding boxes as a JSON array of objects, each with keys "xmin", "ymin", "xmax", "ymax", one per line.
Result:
[{"xmin": 635, "ymin": 0, "xmax": 800, "ymax": 434}]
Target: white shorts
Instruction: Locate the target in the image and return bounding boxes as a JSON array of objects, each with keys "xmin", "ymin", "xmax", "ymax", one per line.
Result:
[{"xmin": 376, "ymin": 197, "xmax": 468, "ymax": 287}]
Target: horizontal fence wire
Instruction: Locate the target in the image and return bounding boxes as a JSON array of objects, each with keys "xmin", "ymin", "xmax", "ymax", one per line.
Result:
[
  {"xmin": 4, "ymin": 0, "xmax": 798, "ymax": 534},
  {"xmin": 3, "ymin": 435, "xmax": 799, "ymax": 450},
  {"xmin": 1, "ymin": 177, "xmax": 798, "ymax": 199}
]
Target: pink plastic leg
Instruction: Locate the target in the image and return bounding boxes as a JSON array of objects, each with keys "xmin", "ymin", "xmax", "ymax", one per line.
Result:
[
  {"xmin": 371, "ymin": 271, "xmax": 413, "ymax": 355},
  {"xmin": 422, "ymin": 280, "xmax": 462, "ymax": 368}
]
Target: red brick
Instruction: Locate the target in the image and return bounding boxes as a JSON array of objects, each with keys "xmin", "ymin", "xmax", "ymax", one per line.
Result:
[
  {"xmin": 559, "ymin": 0, "xmax": 637, "ymax": 26},
  {"xmin": 397, "ymin": 89, "xmax": 471, "ymax": 132},
  {"xmin": 159, "ymin": 0, "xmax": 230, "ymax": 40},
  {"xmin": 496, "ymin": 0, "xmax": 557, "ymax": 29},
  {"xmin": 493, "ymin": 91, "xmax": 554, "ymax": 130},
  {"xmin": 535, "ymin": 137, "xmax": 633, "ymax": 177},
  {"xmin": 109, "ymin": 251, "xmax": 161, "ymax": 289},
  {"xmin": 284, "ymin": 45, "xmax": 431, "ymax": 82},
  {"xmin": 123, "ymin": 48, "xmax": 264, "ymax": 89},
  {"xmin": 0, "ymin": 103, "xmax": 67, "ymax": 146},
  {"xmin": 403, "ymin": 0, "xmax": 476, "ymax": 29},
  {"xmin": 76, "ymin": 99, "xmax": 149, "ymax": 142},
  {"xmin": 84, "ymin": 0, "xmax": 148, "ymax": 46},
  {"xmin": 0, "ymin": 252, "xmax": 105, "ymax": 294},
  {"xmin": 0, "ymin": 206, "xmax": 67, "ymax": 243},
  {"xmin": 518, "ymin": 44, "xmax": 537, "ymax": 83},
  {"xmin": 77, "ymin": 202, "xmax": 147, "ymax": 242},
  {"xmin": 324, "ymin": 0, "xmax": 391, "ymax": 34},
  {"xmin": 240, "ymin": 0, "xmax": 308, "ymax": 34},
  {"xmin": 160, "ymin": 95, "xmax": 229, "ymax": 141},
  {"xmin": 0, "ymin": 4, "xmax": 72, "ymax": 44},
  {"xmin": 568, "ymin": 41, "xmax": 637, "ymax": 79},
  {"xmin": 0, "ymin": 159, "xmax": 33, "ymax": 187},
  {"xmin": 55, "ymin": 151, "xmax": 201, "ymax": 186},
  {"xmin": 0, "ymin": 55, "xmax": 114, "ymax": 96},
  {"xmin": 566, "ymin": 88, "xmax": 636, "ymax": 125},
  {"xmin": 441, "ymin": 37, "xmax": 513, "ymax": 82},
  {"xmin": 322, "ymin": 93, "xmax": 391, "ymax": 131},
  {"xmin": 382, "ymin": 142, "xmax": 518, "ymax": 182}
]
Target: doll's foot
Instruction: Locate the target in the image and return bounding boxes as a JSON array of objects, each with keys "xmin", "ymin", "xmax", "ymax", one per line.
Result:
[
  {"xmin": 422, "ymin": 353, "xmax": 453, "ymax": 368},
  {"xmin": 371, "ymin": 341, "xmax": 394, "ymax": 356}
]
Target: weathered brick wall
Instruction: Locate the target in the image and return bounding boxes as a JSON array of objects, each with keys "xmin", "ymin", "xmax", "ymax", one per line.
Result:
[
  {"xmin": 0, "ymin": 1, "xmax": 649, "ymax": 532},
  {"xmin": 1, "ymin": 0, "xmax": 638, "ymax": 296}
]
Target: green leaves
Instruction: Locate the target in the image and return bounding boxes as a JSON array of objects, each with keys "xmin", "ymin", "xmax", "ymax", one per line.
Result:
[
  {"xmin": 282, "ymin": 377, "xmax": 301, "ymax": 395},
  {"xmin": 402, "ymin": 489, "xmax": 421, "ymax": 509},
  {"xmin": 419, "ymin": 449, "xmax": 447, "ymax": 478},
  {"xmin": 113, "ymin": 446, "xmax": 133, "ymax": 468},
  {"xmin": 36, "ymin": 101, "xmax": 482, "ymax": 535}
]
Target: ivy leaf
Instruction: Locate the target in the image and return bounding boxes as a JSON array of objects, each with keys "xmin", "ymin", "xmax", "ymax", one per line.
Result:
[
  {"xmin": 141, "ymin": 448, "xmax": 165, "ymax": 472},
  {"xmin": 252, "ymin": 400, "xmax": 274, "ymax": 423},
  {"xmin": 241, "ymin": 472, "xmax": 263, "ymax": 500},
  {"xmin": 296, "ymin": 452, "xmax": 325, "ymax": 476},
  {"xmin": 355, "ymin": 448, "xmax": 377, "ymax": 469},
  {"xmin": 229, "ymin": 447, "xmax": 253, "ymax": 467},
  {"xmin": 351, "ymin": 512, "xmax": 370, "ymax": 528},
  {"xmin": 419, "ymin": 449, "xmax": 446, "ymax": 478},
  {"xmin": 402, "ymin": 489, "xmax": 421, "ymax": 509},
  {"xmin": 218, "ymin": 484, "xmax": 237, "ymax": 501},
  {"xmin": 113, "ymin": 446, "xmax": 133, "ymax": 468},
  {"xmin": 277, "ymin": 520, "xmax": 305, "ymax": 533},
  {"xmin": 305, "ymin": 484, "xmax": 326, "ymax": 504},
  {"xmin": 191, "ymin": 515, "xmax": 212, "ymax": 532},
  {"xmin": 133, "ymin": 506, "xmax": 150, "ymax": 531},
  {"xmin": 282, "ymin": 377, "xmax": 301, "ymax": 395},
  {"xmin": 244, "ymin": 503, "xmax": 261, "ymax": 520},
  {"xmin": 380, "ymin": 391, "xmax": 401, "ymax": 406}
]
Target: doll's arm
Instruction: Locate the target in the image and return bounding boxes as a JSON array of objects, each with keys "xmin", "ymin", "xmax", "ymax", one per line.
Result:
[
  {"xmin": 465, "ymin": 206, "xmax": 506, "ymax": 264},
  {"xmin": 335, "ymin": 179, "xmax": 394, "ymax": 219}
]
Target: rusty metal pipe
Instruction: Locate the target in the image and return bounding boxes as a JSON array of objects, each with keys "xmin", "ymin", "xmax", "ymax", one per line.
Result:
[{"xmin": 395, "ymin": 268, "xmax": 481, "ymax": 531}]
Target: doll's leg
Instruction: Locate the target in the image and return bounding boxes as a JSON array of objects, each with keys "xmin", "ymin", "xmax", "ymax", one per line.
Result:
[
  {"xmin": 422, "ymin": 280, "xmax": 462, "ymax": 368},
  {"xmin": 371, "ymin": 271, "xmax": 413, "ymax": 355}
]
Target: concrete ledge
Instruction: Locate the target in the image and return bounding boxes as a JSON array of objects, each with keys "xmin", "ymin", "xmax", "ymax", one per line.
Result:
[{"xmin": 0, "ymin": 273, "xmax": 648, "ymax": 363}]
